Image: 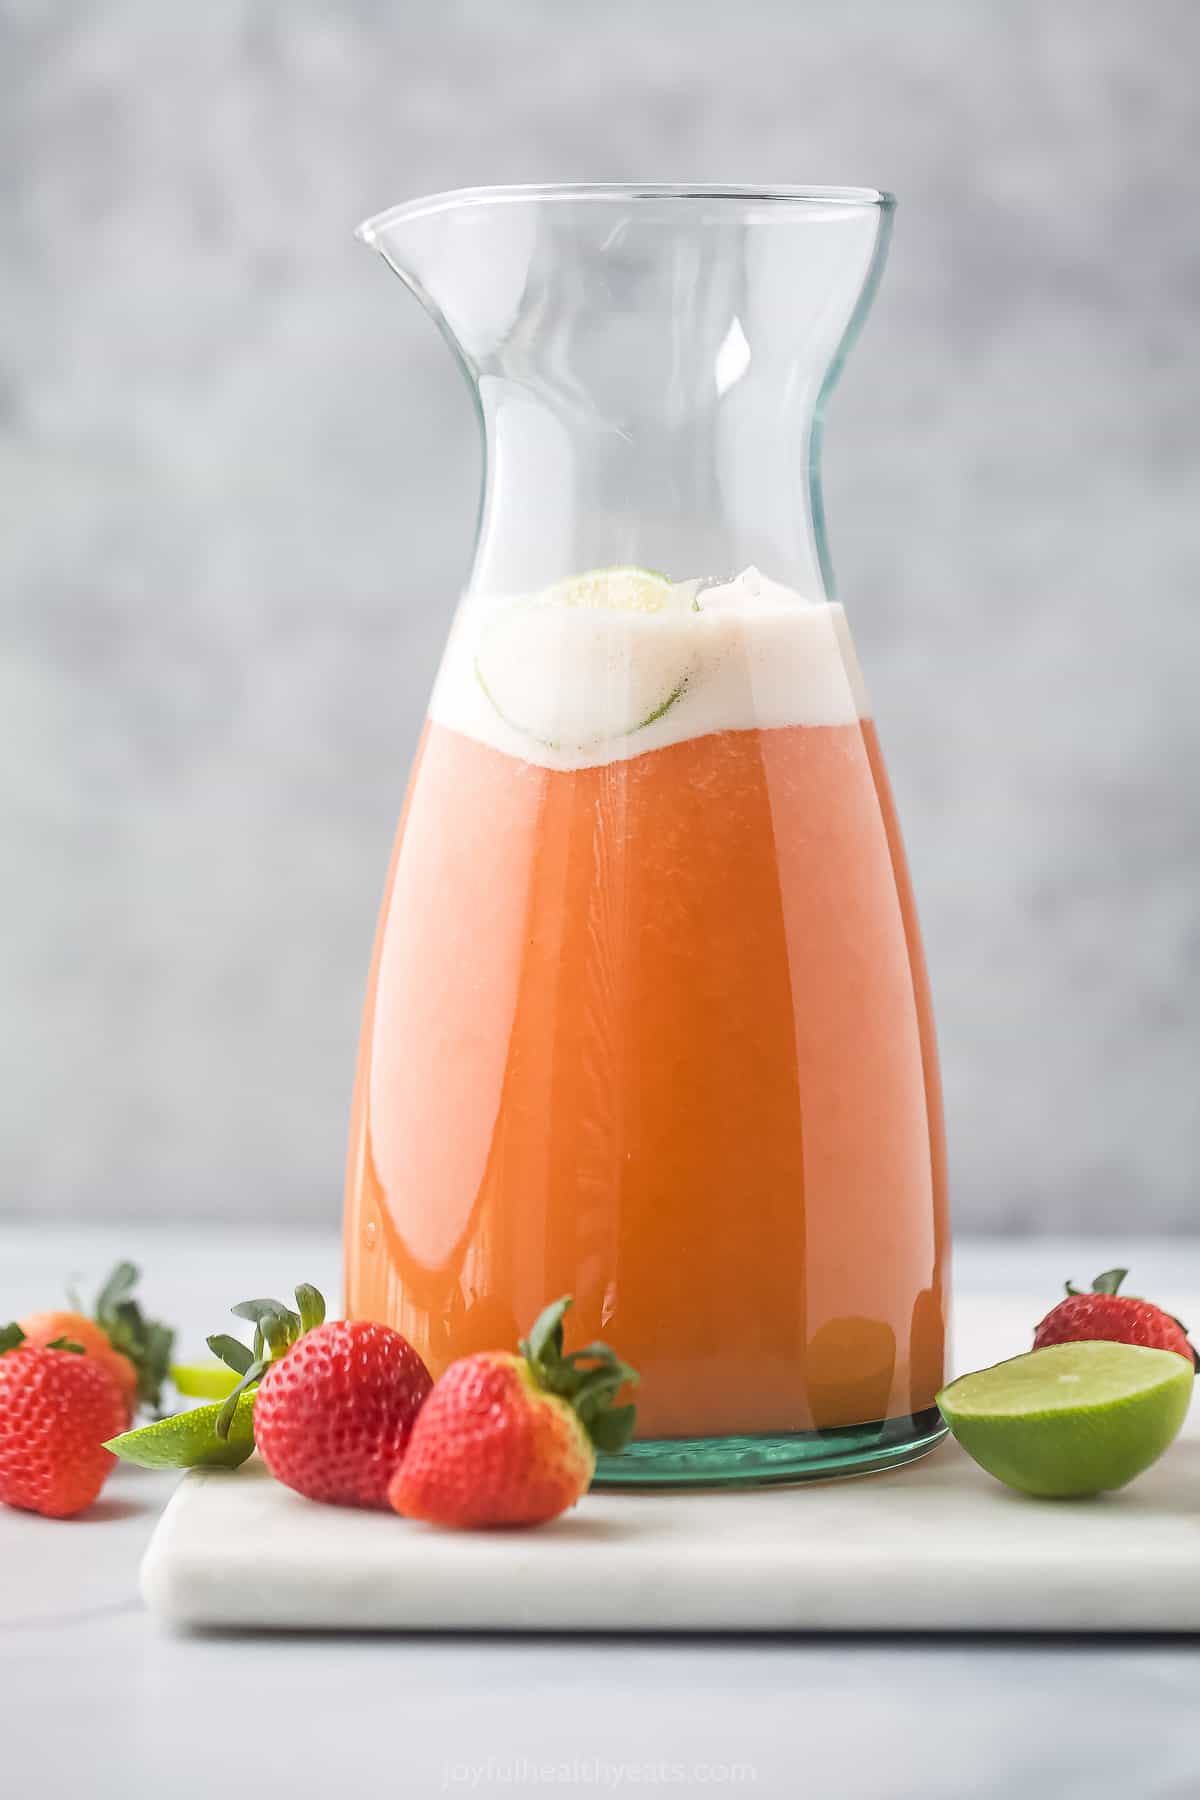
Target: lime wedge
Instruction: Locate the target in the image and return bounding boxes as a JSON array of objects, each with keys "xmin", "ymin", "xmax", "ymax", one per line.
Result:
[
  {"xmin": 938, "ymin": 1341, "xmax": 1192, "ymax": 1498},
  {"xmin": 170, "ymin": 1360, "xmax": 241, "ymax": 1400},
  {"xmin": 474, "ymin": 567, "xmax": 699, "ymax": 751},
  {"xmin": 105, "ymin": 1391, "xmax": 257, "ymax": 1471}
]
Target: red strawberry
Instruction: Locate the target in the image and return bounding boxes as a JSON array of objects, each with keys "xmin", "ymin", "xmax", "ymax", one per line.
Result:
[
  {"xmin": 253, "ymin": 1318, "xmax": 433, "ymax": 1508},
  {"xmin": 389, "ymin": 1296, "xmax": 638, "ymax": 1529},
  {"xmin": 0, "ymin": 1324, "xmax": 128, "ymax": 1518},
  {"xmin": 1033, "ymin": 1268, "xmax": 1198, "ymax": 1369}
]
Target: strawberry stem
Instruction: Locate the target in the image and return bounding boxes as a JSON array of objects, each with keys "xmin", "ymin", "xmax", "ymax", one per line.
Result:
[{"xmin": 518, "ymin": 1296, "xmax": 640, "ymax": 1455}]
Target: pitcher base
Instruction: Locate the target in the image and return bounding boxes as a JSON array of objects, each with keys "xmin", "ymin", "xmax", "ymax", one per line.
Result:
[{"xmin": 592, "ymin": 1407, "xmax": 947, "ymax": 1488}]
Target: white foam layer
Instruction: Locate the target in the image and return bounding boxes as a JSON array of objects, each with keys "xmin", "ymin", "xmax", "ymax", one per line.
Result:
[{"xmin": 429, "ymin": 568, "xmax": 871, "ymax": 772}]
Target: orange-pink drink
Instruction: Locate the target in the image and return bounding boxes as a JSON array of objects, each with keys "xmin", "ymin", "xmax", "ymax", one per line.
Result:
[{"xmin": 345, "ymin": 570, "xmax": 948, "ymax": 1438}]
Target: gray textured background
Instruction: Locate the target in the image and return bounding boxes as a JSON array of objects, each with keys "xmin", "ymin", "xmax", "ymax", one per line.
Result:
[{"xmin": 4, "ymin": 1, "xmax": 1198, "ymax": 1232}]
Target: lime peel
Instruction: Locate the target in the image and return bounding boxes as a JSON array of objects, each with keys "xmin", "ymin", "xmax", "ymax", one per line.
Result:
[{"xmin": 105, "ymin": 1391, "xmax": 258, "ymax": 1471}]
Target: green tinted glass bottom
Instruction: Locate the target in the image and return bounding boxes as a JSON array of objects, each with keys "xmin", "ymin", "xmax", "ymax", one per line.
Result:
[{"xmin": 593, "ymin": 1406, "xmax": 947, "ymax": 1489}]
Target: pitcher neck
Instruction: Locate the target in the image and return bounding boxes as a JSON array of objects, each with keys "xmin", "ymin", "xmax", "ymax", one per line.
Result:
[{"xmin": 359, "ymin": 185, "xmax": 894, "ymax": 598}]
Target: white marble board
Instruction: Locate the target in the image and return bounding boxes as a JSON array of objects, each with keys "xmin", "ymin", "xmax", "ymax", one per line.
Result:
[{"xmin": 141, "ymin": 1290, "xmax": 1200, "ymax": 1633}]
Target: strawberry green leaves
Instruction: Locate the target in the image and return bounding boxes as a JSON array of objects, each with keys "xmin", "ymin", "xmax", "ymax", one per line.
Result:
[
  {"xmin": 0, "ymin": 1323, "xmax": 82, "ymax": 1356},
  {"xmin": 295, "ymin": 1284, "xmax": 326, "ymax": 1335},
  {"xmin": 519, "ymin": 1296, "xmax": 639, "ymax": 1455},
  {"xmin": 209, "ymin": 1286, "xmax": 328, "ymax": 1438},
  {"xmin": 93, "ymin": 1260, "xmax": 175, "ymax": 1413},
  {"xmin": 205, "ymin": 1335, "xmax": 256, "ymax": 1376},
  {"xmin": 1065, "ymin": 1268, "xmax": 1130, "ymax": 1299}
]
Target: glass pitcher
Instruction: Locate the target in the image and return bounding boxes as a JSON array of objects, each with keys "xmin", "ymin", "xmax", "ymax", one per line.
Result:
[{"xmin": 345, "ymin": 185, "xmax": 950, "ymax": 1486}]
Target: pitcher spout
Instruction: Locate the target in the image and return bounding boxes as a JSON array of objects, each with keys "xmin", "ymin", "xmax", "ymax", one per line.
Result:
[
  {"xmin": 357, "ymin": 188, "xmax": 544, "ymax": 371},
  {"xmin": 358, "ymin": 184, "xmax": 894, "ymax": 598}
]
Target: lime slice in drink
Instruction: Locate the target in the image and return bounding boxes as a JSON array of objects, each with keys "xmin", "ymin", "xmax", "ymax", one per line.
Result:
[
  {"xmin": 937, "ymin": 1341, "xmax": 1192, "ymax": 1498},
  {"xmin": 105, "ymin": 1391, "xmax": 258, "ymax": 1470},
  {"xmin": 474, "ymin": 567, "xmax": 699, "ymax": 750},
  {"xmin": 548, "ymin": 567, "xmax": 676, "ymax": 614}
]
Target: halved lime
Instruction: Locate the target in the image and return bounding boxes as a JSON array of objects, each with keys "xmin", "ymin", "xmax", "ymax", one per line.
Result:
[
  {"xmin": 938, "ymin": 1341, "xmax": 1192, "ymax": 1498},
  {"xmin": 170, "ymin": 1360, "xmax": 241, "ymax": 1400},
  {"xmin": 105, "ymin": 1391, "xmax": 257, "ymax": 1471},
  {"xmin": 474, "ymin": 567, "xmax": 699, "ymax": 750}
]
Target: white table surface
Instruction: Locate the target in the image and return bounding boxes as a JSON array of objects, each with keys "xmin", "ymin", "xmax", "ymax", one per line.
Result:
[{"xmin": 3, "ymin": 1223, "xmax": 1199, "ymax": 1800}]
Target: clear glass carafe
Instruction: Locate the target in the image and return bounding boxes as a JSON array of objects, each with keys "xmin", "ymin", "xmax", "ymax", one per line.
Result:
[{"xmin": 345, "ymin": 186, "xmax": 950, "ymax": 1485}]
